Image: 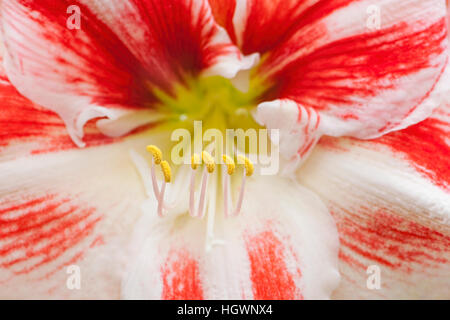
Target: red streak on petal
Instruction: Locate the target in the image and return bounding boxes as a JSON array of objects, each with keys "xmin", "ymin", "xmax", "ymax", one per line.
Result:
[
  {"xmin": 333, "ymin": 207, "xmax": 450, "ymax": 272},
  {"xmin": 242, "ymin": 0, "xmax": 360, "ymax": 55},
  {"xmin": 338, "ymin": 251, "xmax": 366, "ymax": 270},
  {"xmin": 271, "ymin": 19, "xmax": 446, "ymax": 115},
  {"xmin": 374, "ymin": 116, "xmax": 450, "ymax": 190},
  {"xmin": 0, "ymin": 85, "xmax": 63, "ymax": 147},
  {"xmin": 6, "ymin": 0, "xmax": 155, "ymax": 107},
  {"xmin": 0, "ymin": 194, "xmax": 102, "ymax": 276},
  {"xmin": 298, "ymin": 138, "xmax": 316, "ymax": 158},
  {"xmin": 161, "ymin": 250, "xmax": 203, "ymax": 300},
  {"xmin": 0, "ymin": 83, "xmax": 120, "ymax": 155},
  {"xmin": 41, "ymin": 236, "xmax": 104, "ymax": 281},
  {"xmin": 90, "ymin": 236, "xmax": 105, "ymax": 248},
  {"xmin": 0, "ymin": 195, "xmax": 49, "ymax": 216},
  {"xmin": 128, "ymin": 0, "xmax": 237, "ymax": 82},
  {"xmin": 246, "ymin": 230, "xmax": 303, "ymax": 300},
  {"xmin": 208, "ymin": 0, "xmax": 237, "ymax": 44}
]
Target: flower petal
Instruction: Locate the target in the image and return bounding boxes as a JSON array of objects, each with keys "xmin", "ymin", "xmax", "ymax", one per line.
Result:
[
  {"xmin": 0, "ymin": 50, "xmax": 154, "ymax": 157},
  {"xmin": 255, "ymin": 99, "xmax": 322, "ymax": 170},
  {"xmin": 208, "ymin": 0, "xmax": 238, "ymax": 44},
  {"xmin": 447, "ymin": 2, "xmax": 450, "ymax": 45},
  {"xmin": 297, "ymin": 102, "xmax": 450, "ymax": 299},
  {"xmin": 213, "ymin": 0, "xmax": 449, "ymax": 162},
  {"xmin": 266, "ymin": 0, "xmax": 449, "ymax": 138},
  {"xmin": 122, "ymin": 175, "xmax": 340, "ymax": 299},
  {"xmin": 80, "ymin": 0, "xmax": 256, "ymax": 80},
  {"xmin": 0, "ymin": 79, "xmax": 125, "ymax": 160},
  {"xmin": 1, "ymin": 0, "xmax": 252, "ymax": 145},
  {"xmin": 0, "ymin": 133, "xmax": 163, "ymax": 298}
]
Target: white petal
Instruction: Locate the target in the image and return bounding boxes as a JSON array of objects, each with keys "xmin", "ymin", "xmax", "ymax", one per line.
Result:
[
  {"xmin": 122, "ymin": 175, "xmax": 340, "ymax": 299},
  {"xmin": 297, "ymin": 103, "xmax": 450, "ymax": 299},
  {"xmin": 0, "ymin": 131, "xmax": 172, "ymax": 298}
]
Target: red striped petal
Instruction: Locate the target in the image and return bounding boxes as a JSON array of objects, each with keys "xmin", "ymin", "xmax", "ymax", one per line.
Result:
[
  {"xmin": 334, "ymin": 207, "xmax": 449, "ymax": 272},
  {"xmin": 2, "ymin": 0, "xmax": 150, "ymax": 105},
  {"xmin": 269, "ymin": 17, "xmax": 448, "ymax": 138},
  {"xmin": 373, "ymin": 108, "xmax": 450, "ymax": 190},
  {"xmin": 246, "ymin": 229, "xmax": 303, "ymax": 300},
  {"xmin": 1, "ymin": 0, "xmax": 249, "ymax": 146},
  {"xmin": 0, "ymin": 193, "xmax": 101, "ymax": 280},
  {"xmin": 122, "ymin": 176, "xmax": 339, "ymax": 300},
  {"xmin": 245, "ymin": 0, "xmax": 360, "ymax": 56},
  {"xmin": 213, "ymin": 0, "xmax": 449, "ymax": 162},
  {"xmin": 208, "ymin": 0, "xmax": 237, "ymax": 44},
  {"xmin": 332, "ymin": 204, "xmax": 450, "ymax": 299},
  {"xmin": 0, "ymin": 135, "xmax": 153, "ymax": 298},
  {"xmin": 0, "ymin": 80, "xmax": 121, "ymax": 159},
  {"xmin": 298, "ymin": 102, "xmax": 450, "ymax": 298},
  {"xmin": 161, "ymin": 249, "xmax": 204, "ymax": 300}
]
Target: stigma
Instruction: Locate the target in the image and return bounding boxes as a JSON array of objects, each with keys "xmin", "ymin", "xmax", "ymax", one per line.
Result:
[{"xmin": 146, "ymin": 144, "xmax": 254, "ymax": 219}]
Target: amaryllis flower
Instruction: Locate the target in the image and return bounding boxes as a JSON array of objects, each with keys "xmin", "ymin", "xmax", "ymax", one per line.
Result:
[{"xmin": 0, "ymin": 0, "xmax": 449, "ymax": 299}]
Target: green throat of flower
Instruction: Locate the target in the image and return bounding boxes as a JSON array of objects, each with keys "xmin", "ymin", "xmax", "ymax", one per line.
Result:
[{"xmin": 152, "ymin": 75, "xmax": 268, "ymax": 134}]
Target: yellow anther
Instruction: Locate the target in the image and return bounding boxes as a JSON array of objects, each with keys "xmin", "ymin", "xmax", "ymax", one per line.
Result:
[
  {"xmin": 222, "ymin": 155, "xmax": 235, "ymax": 175},
  {"xmin": 160, "ymin": 161, "xmax": 172, "ymax": 183},
  {"xmin": 146, "ymin": 145, "xmax": 163, "ymax": 165},
  {"xmin": 237, "ymin": 155, "xmax": 254, "ymax": 177},
  {"xmin": 202, "ymin": 151, "xmax": 215, "ymax": 173},
  {"xmin": 191, "ymin": 154, "xmax": 201, "ymax": 170}
]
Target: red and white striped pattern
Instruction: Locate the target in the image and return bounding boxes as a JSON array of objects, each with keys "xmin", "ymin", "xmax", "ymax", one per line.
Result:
[
  {"xmin": 298, "ymin": 101, "xmax": 450, "ymax": 299},
  {"xmin": 0, "ymin": 0, "xmax": 449, "ymax": 299},
  {"xmin": 122, "ymin": 176, "xmax": 339, "ymax": 299}
]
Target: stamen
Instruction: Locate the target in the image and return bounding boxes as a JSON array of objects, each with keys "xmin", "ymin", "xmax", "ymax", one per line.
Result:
[
  {"xmin": 145, "ymin": 145, "xmax": 173, "ymax": 217},
  {"xmin": 205, "ymin": 169, "xmax": 219, "ymax": 252},
  {"xmin": 222, "ymin": 155, "xmax": 235, "ymax": 175},
  {"xmin": 197, "ymin": 167, "xmax": 209, "ymax": 219},
  {"xmin": 223, "ymin": 155, "xmax": 254, "ymax": 217},
  {"xmin": 233, "ymin": 173, "xmax": 246, "ymax": 217},
  {"xmin": 157, "ymin": 181, "xmax": 166, "ymax": 218},
  {"xmin": 189, "ymin": 153, "xmax": 201, "ymax": 217},
  {"xmin": 189, "ymin": 151, "xmax": 216, "ymax": 218},
  {"xmin": 237, "ymin": 155, "xmax": 254, "ymax": 177},
  {"xmin": 146, "ymin": 145, "xmax": 163, "ymax": 165},
  {"xmin": 222, "ymin": 155, "xmax": 234, "ymax": 219},
  {"xmin": 147, "ymin": 144, "xmax": 163, "ymax": 199},
  {"xmin": 150, "ymin": 161, "xmax": 160, "ymax": 199},
  {"xmin": 160, "ymin": 160, "xmax": 172, "ymax": 183},
  {"xmin": 140, "ymin": 144, "xmax": 254, "ymax": 221},
  {"xmin": 191, "ymin": 154, "xmax": 201, "ymax": 170},
  {"xmin": 223, "ymin": 166, "xmax": 230, "ymax": 218},
  {"xmin": 202, "ymin": 151, "xmax": 215, "ymax": 173}
]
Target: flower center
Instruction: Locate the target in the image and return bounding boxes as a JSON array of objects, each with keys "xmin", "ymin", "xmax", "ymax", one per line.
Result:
[
  {"xmin": 152, "ymin": 75, "xmax": 267, "ymax": 133},
  {"xmin": 132, "ymin": 75, "xmax": 272, "ymax": 251}
]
